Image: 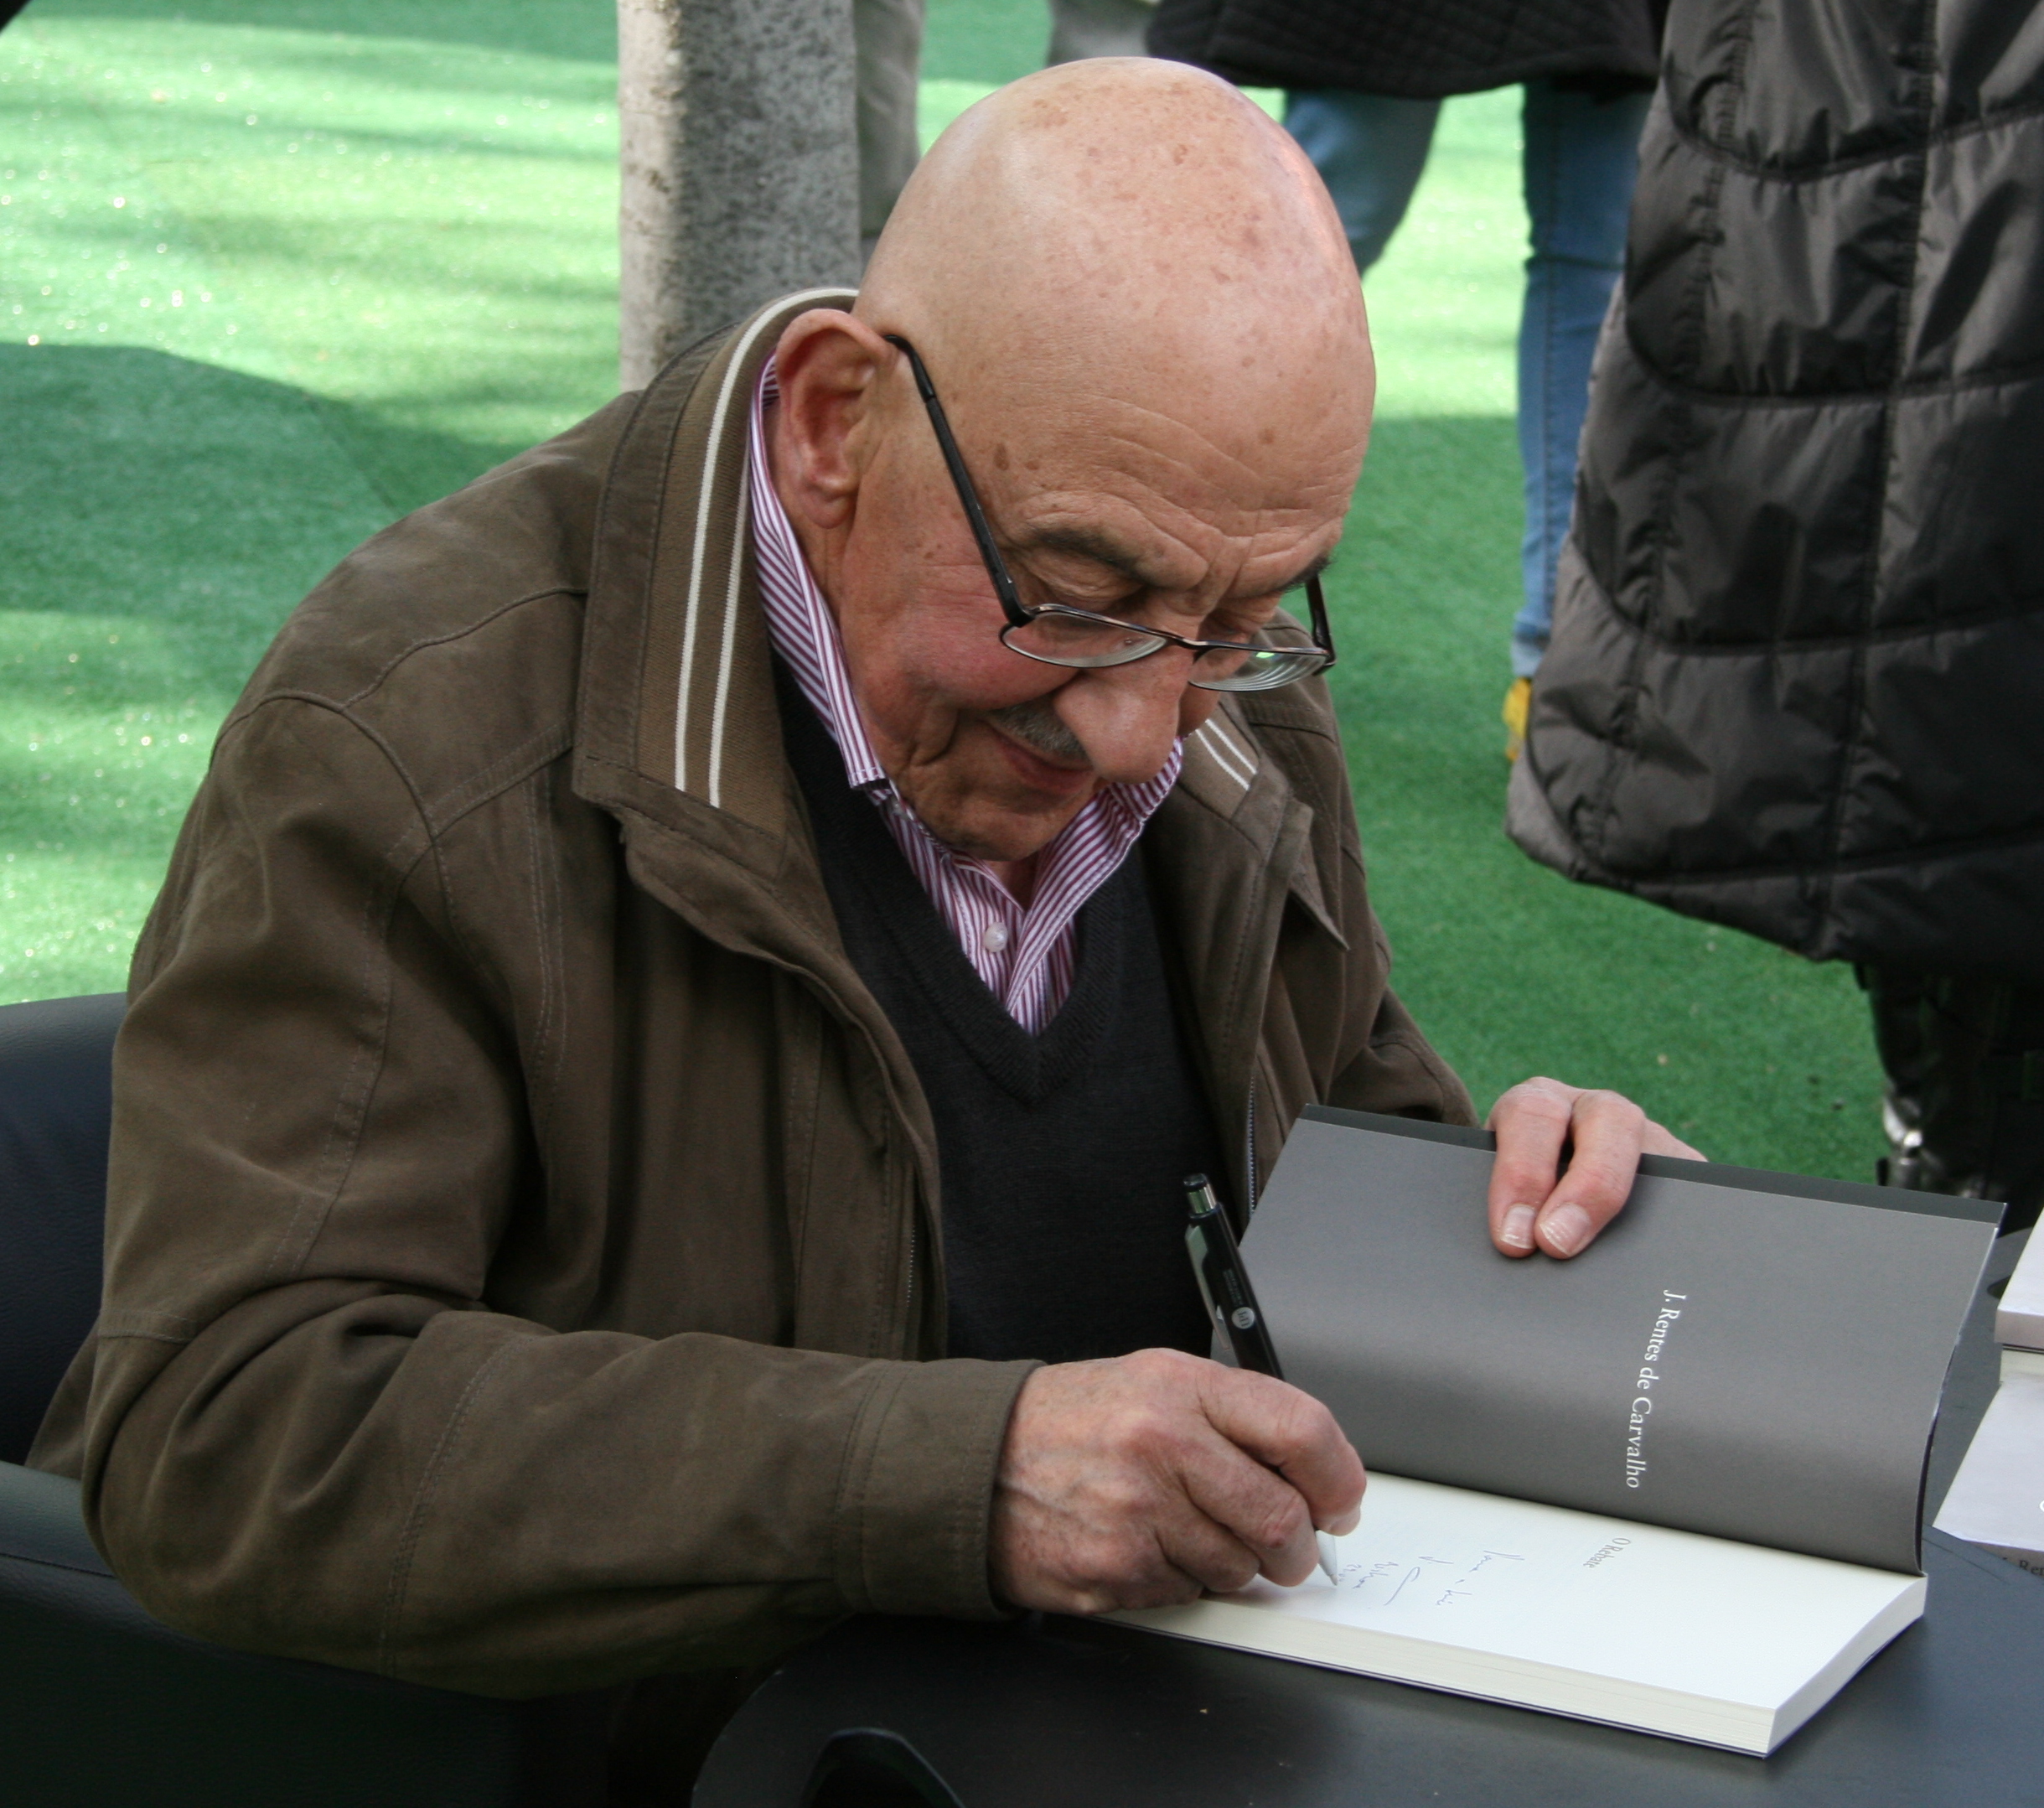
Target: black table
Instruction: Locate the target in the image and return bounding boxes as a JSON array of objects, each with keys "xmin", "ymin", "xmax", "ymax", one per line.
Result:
[{"xmin": 696, "ymin": 1236, "xmax": 2043, "ymax": 1807}]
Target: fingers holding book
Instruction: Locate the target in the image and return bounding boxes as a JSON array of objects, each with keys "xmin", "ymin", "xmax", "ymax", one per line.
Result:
[{"xmin": 1485, "ymin": 1077, "xmax": 1704, "ymax": 1261}]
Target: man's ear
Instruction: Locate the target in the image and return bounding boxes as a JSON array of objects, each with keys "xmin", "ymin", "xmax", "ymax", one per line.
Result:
[{"xmin": 768, "ymin": 310, "xmax": 898, "ymax": 531}]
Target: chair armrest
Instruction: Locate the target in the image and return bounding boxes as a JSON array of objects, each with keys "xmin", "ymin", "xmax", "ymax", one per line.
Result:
[
  {"xmin": 0, "ymin": 1456, "xmax": 111, "ymax": 1573},
  {"xmin": 0, "ymin": 1462, "xmax": 607, "ymax": 1808}
]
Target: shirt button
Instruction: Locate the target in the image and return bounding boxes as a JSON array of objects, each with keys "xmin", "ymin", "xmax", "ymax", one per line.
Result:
[{"xmin": 981, "ymin": 923, "xmax": 1010, "ymax": 953}]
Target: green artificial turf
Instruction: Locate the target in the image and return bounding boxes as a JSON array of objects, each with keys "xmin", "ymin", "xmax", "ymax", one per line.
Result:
[{"xmin": 0, "ymin": 0, "xmax": 1886, "ymax": 1180}]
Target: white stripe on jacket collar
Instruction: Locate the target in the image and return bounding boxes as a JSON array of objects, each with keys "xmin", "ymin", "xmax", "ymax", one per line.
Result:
[{"xmin": 670, "ymin": 288, "xmax": 851, "ymax": 805}]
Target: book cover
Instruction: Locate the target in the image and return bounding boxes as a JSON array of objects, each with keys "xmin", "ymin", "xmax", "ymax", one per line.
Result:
[{"xmin": 1115, "ymin": 1110, "xmax": 1996, "ymax": 1754}]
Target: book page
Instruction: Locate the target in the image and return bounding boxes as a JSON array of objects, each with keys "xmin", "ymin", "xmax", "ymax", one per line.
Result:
[
  {"xmin": 1245, "ymin": 1114, "xmax": 1994, "ymax": 1571},
  {"xmin": 1232, "ymin": 1474, "xmax": 1919, "ymax": 1713},
  {"xmin": 1118, "ymin": 1474, "xmax": 1925, "ymax": 1753}
]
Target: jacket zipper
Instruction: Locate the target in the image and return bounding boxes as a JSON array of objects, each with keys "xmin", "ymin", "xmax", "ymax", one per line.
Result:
[
  {"xmin": 904, "ymin": 1197, "xmax": 919, "ymax": 1352},
  {"xmin": 1244, "ymin": 1069, "xmax": 1259, "ymax": 1217}
]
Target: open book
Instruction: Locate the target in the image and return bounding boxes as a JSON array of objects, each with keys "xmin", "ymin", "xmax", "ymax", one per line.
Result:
[{"xmin": 1115, "ymin": 1109, "xmax": 1998, "ymax": 1755}]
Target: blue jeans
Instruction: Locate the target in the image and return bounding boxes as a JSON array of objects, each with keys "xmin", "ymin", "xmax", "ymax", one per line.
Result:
[{"xmin": 1285, "ymin": 80, "xmax": 1652, "ymax": 676}]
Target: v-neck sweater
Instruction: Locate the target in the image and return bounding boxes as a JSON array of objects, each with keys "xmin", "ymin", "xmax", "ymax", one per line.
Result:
[{"xmin": 783, "ymin": 672, "xmax": 1222, "ymax": 1363}]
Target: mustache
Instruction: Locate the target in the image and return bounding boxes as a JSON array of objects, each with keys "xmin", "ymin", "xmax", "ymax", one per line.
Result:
[{"xmin": 986, "ymin": 697, "xmax": 1091, "ymax": 767}]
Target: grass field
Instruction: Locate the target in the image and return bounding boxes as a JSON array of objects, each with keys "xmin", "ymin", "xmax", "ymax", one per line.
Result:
[{"xmin": 0, "ymin": 0, "xmax": 1887, "ymax": 1179}]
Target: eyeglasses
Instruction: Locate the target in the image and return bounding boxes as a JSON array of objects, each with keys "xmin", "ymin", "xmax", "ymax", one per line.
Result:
[{"xmin": 883, "ymin": 335, "xmax": 1338, "ymax": 692}]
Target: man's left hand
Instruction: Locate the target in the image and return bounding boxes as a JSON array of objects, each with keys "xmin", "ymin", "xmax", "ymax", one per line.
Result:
[{"xmin": 1485, "ymin": 1078, "xmax": 1703, "ymax": 1260}]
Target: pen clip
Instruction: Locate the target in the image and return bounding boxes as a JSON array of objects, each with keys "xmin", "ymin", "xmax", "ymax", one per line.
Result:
[
  {"xmin": 1183, "ymin": 1173, "xmax": 1284, "ymax": 1380},
  {"xmin": 1186, "ymin": 1194, "xmax": 1226, "ymax": 1337}
]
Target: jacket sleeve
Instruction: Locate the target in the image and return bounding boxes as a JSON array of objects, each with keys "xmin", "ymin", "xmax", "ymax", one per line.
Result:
[{"xmin": 62, "ymin": 697, "xmax": 1029, "ymax": 1698}]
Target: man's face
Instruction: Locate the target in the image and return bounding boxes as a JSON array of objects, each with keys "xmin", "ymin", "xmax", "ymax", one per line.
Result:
[{"xmin": 776, "ymin": 329, "xmax": 1366, "ymax": 865}]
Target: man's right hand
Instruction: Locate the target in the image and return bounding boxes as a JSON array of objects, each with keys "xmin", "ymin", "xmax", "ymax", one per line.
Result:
[{"xmin": 988, "ymin": 1349, "xmax": 1366, "ymax": 1614}]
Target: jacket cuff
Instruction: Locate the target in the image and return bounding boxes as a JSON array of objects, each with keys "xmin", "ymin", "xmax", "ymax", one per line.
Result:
[{"xmin": 832, "ymin": 1356, "xmax": 1038, "ymax": 1619}]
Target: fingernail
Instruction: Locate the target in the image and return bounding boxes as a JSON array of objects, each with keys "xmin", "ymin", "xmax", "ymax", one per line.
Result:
[
  {"xmin": 1499, "ymin": 1205, "xmax": 1537, "ymax": 1250},
  {"xmin": 1328, "ymin": 1508, "xmax": 1360, "ymax": 1536},
  {"xmin": 1541, "ymin": 1204, "xmax": 1592, "ymax": 1256}
]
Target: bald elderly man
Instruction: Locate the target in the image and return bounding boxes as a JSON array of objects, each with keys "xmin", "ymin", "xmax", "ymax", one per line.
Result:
[{"xmin": 31, "ymin": 59, "xmax": 1694, "ymax": 1788}]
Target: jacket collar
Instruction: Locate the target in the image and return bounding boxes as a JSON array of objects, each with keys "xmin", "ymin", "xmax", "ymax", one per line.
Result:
[{"xmin": 574, "ymin": 287, "xmax": 857, "ymax": 867}]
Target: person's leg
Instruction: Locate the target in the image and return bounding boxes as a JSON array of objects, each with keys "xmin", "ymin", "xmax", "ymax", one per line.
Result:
[
  {"xmin": 1513, "ymin": 78, "xmax": 1651, "ymax": 681},
  {"xmin": 856, "ymin": 0, "xmax": 926, "ymax": 256},
  {"xmin": 1282, "ymin": 90, "xmax": 1439, "ymax": 277},
  {"xmin": 1046, "ymin": 0, "xmax": 1156, "ymax": 65},
  {"xmin": 1863, "ymin": 966, "xmax": 2044, "ymax": 1234}
]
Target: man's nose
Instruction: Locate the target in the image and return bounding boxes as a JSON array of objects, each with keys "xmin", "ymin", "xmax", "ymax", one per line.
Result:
[{"xmin": 1053, "ymin": 655, "xmax": 1193, "ymax": 785}]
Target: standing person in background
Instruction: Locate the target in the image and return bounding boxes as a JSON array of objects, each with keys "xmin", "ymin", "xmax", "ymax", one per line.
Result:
[
  {"xmin": 1149, "ymin": 0, "xmax": 1661, "ymax": 756},
  {"xmin": 1048, "ymin": 0, "xmax": 1158, "ymax": 63},
  {"xmin": 1508, "ymin": 3, "xmax": 2044, "ymax": 1231},
  {"xmin": 857, "ymin": 0, "xmax": 925, "ymax": 258}
]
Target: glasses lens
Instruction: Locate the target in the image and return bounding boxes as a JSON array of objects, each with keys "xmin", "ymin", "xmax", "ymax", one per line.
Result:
[
  {"xmin": 1188, "ymin": 645, "xmax": 1331, "ymax": 692},
  {"xmin": 1002, "ymin": 609, "xmax": 1167, "ymax": 670}
]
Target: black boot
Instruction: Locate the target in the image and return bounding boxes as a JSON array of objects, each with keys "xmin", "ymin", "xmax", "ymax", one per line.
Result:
[{"xmin": 1860, "ymin": 966, "xmax": 2044, "ymax": 1234}]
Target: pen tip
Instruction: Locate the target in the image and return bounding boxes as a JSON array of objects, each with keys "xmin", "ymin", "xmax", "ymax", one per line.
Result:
[{"xmin": 1182, "ymin": 1173, "xmax": 1208, "ymax": 1189}]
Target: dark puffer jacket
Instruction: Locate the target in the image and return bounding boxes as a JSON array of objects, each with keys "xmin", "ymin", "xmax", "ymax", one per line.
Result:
[
  {"xmin": 1147, "ymin": 0, "xmax": 1661, "ymax": 100},
  {"xmin": 1509, "ymin": 0, "xmax": 2044, "ymax": 986}
]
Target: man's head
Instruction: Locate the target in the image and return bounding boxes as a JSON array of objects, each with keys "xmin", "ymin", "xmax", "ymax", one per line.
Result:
[{"xmin": 768, "ymin": 57, "xmax": 1372, "ymax": 866}]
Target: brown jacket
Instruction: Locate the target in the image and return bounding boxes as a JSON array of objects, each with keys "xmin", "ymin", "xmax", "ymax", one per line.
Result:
[{"xmin": 32, "ymin": 293, "xmax": 1473, "ymax": 1706}]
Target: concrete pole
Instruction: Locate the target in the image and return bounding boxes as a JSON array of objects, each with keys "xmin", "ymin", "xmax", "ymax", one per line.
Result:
[{"xmin": 618, "ymin": 0, "xmax": 862, "ymax": 391}]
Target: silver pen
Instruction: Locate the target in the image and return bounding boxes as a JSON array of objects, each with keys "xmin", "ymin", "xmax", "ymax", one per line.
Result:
[{"xmin": 1316, "ymin": 1529, "xmax": 1341, "ymax": 1586}]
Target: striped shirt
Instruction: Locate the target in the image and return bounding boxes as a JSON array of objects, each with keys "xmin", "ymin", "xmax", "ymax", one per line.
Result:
[{"xmin": 749, "ymin": 360, "xmax": 1183, "ymax": 1034}]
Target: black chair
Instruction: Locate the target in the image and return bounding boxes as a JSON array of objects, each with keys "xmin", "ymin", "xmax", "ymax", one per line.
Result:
[{"xmin": 0, "ymin": 994, "xmax": 608, "ymax": 1807}]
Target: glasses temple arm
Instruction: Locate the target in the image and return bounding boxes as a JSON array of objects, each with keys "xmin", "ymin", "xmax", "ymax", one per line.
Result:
[
  {"xmin": 882, "ymin": 335, "xmax": 1031, "ymax": 626},
  {"xmin": 1303, "ymin": 575, "xmax": 1337, "ymax": 668}
]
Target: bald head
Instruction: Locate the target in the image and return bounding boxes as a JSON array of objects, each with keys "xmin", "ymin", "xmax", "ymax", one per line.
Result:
[
  {"xmin": 860, "ymin": 58, "xmax": 1370, "ymax": 469},
  {"xmin": 766, "ymin": 60, "xmax": 1373, "ymax": 868}
]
